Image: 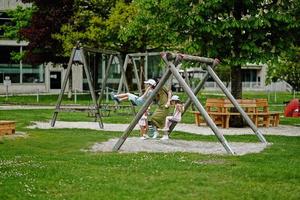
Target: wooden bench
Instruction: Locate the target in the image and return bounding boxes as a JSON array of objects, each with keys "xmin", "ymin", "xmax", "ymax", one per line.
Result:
[
  {"xmin": 191, "ymin": 98, "xmax": 224, "ymax": 126},
  {"xmin": 255, "ymin": 99, "xmax": 281, "ymax": 127},
  {"xmin": 192, "ymin": 98, "xmax": 281, "ymax": 128},
  {"xmin": 0, "ymin": 121, "xmax": 16, "ymax": 136}
]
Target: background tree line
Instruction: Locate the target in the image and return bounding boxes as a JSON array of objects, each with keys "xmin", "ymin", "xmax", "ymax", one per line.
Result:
[{"xmin": 1, "ymin": 0, "xmax": 299, "ymax": 96}]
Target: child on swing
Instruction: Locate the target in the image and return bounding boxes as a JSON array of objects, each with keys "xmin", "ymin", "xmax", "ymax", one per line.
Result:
[
  {"xmin": 161, "ymin": 95, "xmax": 184, "ymax": 140},
  {"xmin": 110, "ymin": 79, "xmax": 156, "ymax": 106},
  {"xmin": 139, "ymin": 107, "xmax": 150, "ymax": 139}
]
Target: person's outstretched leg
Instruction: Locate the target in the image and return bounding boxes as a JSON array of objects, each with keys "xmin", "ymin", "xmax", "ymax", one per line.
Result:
[{"xmin": 115, "ymin": 93, "xmax": 129, "ymax": 99}]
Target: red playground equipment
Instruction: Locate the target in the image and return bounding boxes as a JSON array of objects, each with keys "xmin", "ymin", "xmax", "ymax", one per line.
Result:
[{"xmin": 284, "ymin": 99, "xmax": 300, "ymax": 117}]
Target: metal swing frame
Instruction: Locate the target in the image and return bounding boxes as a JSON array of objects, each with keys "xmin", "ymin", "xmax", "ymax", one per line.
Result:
[
  {"xmin": 51, "ymin": 44, "xmax": 120, "ymax": 129},
  {"xmin": 97, "ymin": 51, "xmax": 137, "ymax": 116},
  {"xmin": 117, "ymin": 52, "xmax": 161, "ymax": 95},
  {"xmin": 112, "ymin": 52, "xmax": 267, "ymax": 155}
]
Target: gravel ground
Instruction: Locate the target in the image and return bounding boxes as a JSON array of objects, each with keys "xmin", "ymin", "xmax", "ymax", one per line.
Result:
[
  {"xmin": 90, "ymin": 137, "xmax": 270, "ymax": 155},
  {"xmin": 28, "ymin": 121, "xmax": 282, "ymax": 155}
]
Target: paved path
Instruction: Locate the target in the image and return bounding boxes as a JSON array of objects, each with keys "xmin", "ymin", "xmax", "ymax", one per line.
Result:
[
  {"xmin": 28, "ymin": 121, "xmax": 300, "ymax": 136},
  {"xmin": 0, "ymin": 105, "xmax": 54, "ymax": 110},
  {"xmin": 2, "ymin": 105, "xmax": 299, "ymax": 136}
]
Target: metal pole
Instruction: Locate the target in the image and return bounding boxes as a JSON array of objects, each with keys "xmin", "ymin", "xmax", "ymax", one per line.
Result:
[
  {"xmin": 117, "ymin": 55, "xmax": 136, "ymax": 116},
  {"xmin": 80, "ymin": 48, "xmax": 104, "ymax": 129},
  {"xmin": 5, "ymin": 85, "xmax": 8, "ymax": 101},
  {"xmin": 37, "ymin": 89, "xmax": 39, "ymax": 103},
  {"xmin": 118, "ymin": 55, "xmax": 129, "ymax": 93},
  {"xmin": 74, "ymin": 89, "xmax": 77, "ymax": 104},
  {"xmin": 163, "ymin": 52, "xmax": 215, "ymax": 64},
  {"xmin": 106, "ymin": 87, "xmax": 109, "ymax": 103},
  {"xmin": 145, "ymin": 54, "xmax": 148, "ymax": 80},
  {"xmin": 184, "ymin": 68, "xmax": 191, "ymax": 87},
  {"xmin": 132, "ymin": 58, "xmax": 142, "ymax": 95},
  {"xmin": 164, "ymin": 57, "xmax": 235, "ymax": 154},
  {"xmin": 20, "ymin": 46, "xmax": 23, "ymax": 83},
  {"xmin": 51, "ymin": 47, "xmax": 76, "ymax": 127},
  {"xmin": 206, "ymin": 66, "xmax": 267, "ymax": 143},
  {"xmin": 113, "ymin": 69, "xmax": 173, "ymax": 151},
  {"xmin": 98, "ymin": 55, "xmax": 113, "ymax": 105},
  {"xmin": 128, "ymin": 52, "xmax": 161, "ymax": 57}
]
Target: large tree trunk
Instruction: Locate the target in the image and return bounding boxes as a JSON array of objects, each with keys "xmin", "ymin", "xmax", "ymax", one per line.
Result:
[
  {"xmin": 230, "ymin": 65, "xmax": 243, "ymax": 127},
  {"xmin": 93, "ymin": 53, "xmax": 100, "ymax": 96},
  {"xmin": 231, "ymin": 65, "xmax": 242, "ymax": 99}
]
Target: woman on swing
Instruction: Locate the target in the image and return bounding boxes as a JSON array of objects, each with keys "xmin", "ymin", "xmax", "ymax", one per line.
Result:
[{"xmin": 110, "ymin": 79, "xmax": 156, "ymax": 106}]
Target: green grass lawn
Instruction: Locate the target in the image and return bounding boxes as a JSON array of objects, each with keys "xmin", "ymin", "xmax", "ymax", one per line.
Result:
[
  {"xmin": 1, "ymin": 91, "xmax": 299, "ymax": 106},
  {"xmin": 0, "ymin": 109, "xmax": 300, "ymax": 199}
]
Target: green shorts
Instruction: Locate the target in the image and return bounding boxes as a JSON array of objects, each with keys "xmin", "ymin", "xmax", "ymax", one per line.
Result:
[{"xmin": 149, "ymin": 106, "xmax": 170, "ymax": 128}]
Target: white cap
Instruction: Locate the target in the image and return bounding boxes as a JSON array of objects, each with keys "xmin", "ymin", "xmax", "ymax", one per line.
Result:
[
  {"xmin": 171, "ymin": 95, "xmax": 180, "ymax": 101},
  {"xmin": 144, "ymin": 79, "xmax": 156, "ymax": 86}
]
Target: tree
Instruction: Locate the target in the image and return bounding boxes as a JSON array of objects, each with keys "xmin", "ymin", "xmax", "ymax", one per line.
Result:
[
  {"xmin": 0, "ymin": 5, "xmax": 35, "ymax": 61},
  {"xmin": 267, "ymin": 47, "xmax": 300, "ymax": 92},
  {"xmin": 124, "ymin": 0, "xmax": 299, "ymax": 99},
  {"xmin": 54, "ymin": 0, "xmax": 152, "ymax": 90},
  {"xmin": 20, "ymin": 0, "xmax": 75, "ymax": 64}
]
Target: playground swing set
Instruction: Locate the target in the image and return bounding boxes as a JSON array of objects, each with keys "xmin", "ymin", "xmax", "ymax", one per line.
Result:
[
  {"xmin": 50, "ymin": 43, "xmax": 267, "ymax": 154},
  {"xmin": 51, "ymin": 43, "xmax": 126, "ymax": 128},
  {"xmin": 51, "ymin": 44, "xmax": 160, "ymax": 129},
  {"xmin": 112, "ymin": 52, "xmax": 268, "ymax": 155}
]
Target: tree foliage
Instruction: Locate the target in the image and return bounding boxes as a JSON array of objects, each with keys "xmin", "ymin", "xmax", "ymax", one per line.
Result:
[
  {"xmin": 14, "ymin": 0, "xmax": 299, "ymax": 96},
  {"xmin": 20, "ymin": 0, "xmax": 75, "ymax": 64},
  {"xmin": 54, "ymin": 0, "xmax": 152, "ymax": 55},
  {"xmin": 0, "ymin": 5, "xmax": 35, "ymax": 62},
  {"xmin": 0, "ymin": 5, "xmax": 35, "ymax": 40},
  {"xmin": 123, "ymin": 0, "xmax": 299, "ymax": 98},
  {"xmin": 267, "ymin": 47, "xmax": 300, "ymax": 91}
]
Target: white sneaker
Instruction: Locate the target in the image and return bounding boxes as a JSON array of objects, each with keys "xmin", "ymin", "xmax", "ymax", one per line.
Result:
[
  {"xmin": 161, "ymin": 135, "xmax": 169, "ymax": 140},
  {"xmin": 152, "ymin": 131, "xmax": 159, "ymax": 139},
  {"xmin": 140, "ymin": 135, "xmax": 149, "ymax": 140},
  {"xmin": 161, "ymin": 128, "xmax": 169, "ymax": 132}
]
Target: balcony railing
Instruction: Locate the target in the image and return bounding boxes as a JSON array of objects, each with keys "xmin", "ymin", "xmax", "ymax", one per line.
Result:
[{"xmin": 0, "ymin": 0, "xmax": 28, "ymax": 10}]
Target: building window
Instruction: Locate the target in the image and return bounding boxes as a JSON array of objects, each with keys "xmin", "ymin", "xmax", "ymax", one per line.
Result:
[
  {"xmin": 242, "ymin": 69, "xmax": 258, "ymax": 82},
  {"xmin": 22, "ymin": 64, "xmax": 44, "ymax": 83},
  {"xmin": 0, "ymin": 64, "xmax": 20, "ymax": 83}
]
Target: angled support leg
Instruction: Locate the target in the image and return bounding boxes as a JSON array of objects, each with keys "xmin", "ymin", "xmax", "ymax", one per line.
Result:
[
  {"xmin": 80, "ymin": 48, "xmax": 103, "ymax": 129},
  {"xmin": 51, "ymin": 47, "xmax": 76, "ymax": 127}
]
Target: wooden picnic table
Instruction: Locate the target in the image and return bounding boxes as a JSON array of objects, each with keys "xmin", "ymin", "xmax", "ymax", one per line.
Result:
[
  {"xmin": 0, "ymin": 121, "xmax": 16, "ymax": 136},
  {"xmin": 192, "ymin": 98, "xmax": 281, "ymax": 128}
]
